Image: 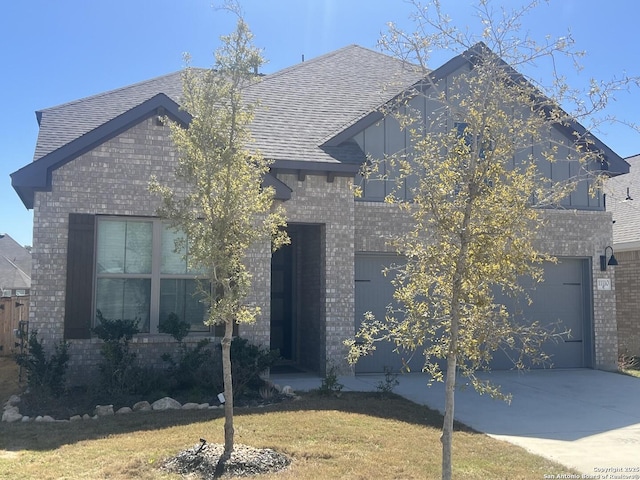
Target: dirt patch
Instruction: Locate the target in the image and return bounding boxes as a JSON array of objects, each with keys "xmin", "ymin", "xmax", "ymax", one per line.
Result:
[{"xmin": 0, "ymin": 356, "xmax": 22, "ymax": 403}]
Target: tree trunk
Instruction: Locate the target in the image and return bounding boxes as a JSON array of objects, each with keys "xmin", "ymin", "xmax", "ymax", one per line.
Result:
[
  {"xmin": 440, "ymin": 174, "xmax": 473, "ymax": 479},
  {"xmin": 441, "ymin": 351, "xmax": 457, "ymax": 480},
  {"xmin": 221, "ymin": 318, "xmax": 235, "ymax": 458}
]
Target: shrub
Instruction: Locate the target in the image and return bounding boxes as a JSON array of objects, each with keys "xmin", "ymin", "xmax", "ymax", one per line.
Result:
[
  {"xmin": 619, "ymin": 352, "xmax": 640, "ymax": 371},
  {"xmin": 376, "ymin": 366, "xmax": 400, "ymax": 395},
  {"xmin": 159, "ymin": 313, "xmax": 222, "ymax": 397},
  {"xmin": 161, "ymin": 335, "xmax": 277, "ymax": 401},
  {"xmin": 158, "ymin": 312, "xmax": 191, "ymax": 342},
  {"xmin": 162, "ymin": 338, "xmax": 222, "ymax": 395},
  {"xmin": 15, "ymin": 330, "xmax": 70, "ymax": 397},
  {"xmin": 92, "ymin": 310, "xmax": 140, "ymax": 396},
  {"xmin": 230, "ymin": 337, "xmax": 280, "ymax": 399},
  {"xmin": 317, "ymin": 363, "xmax": 344, "ymax": 396}
]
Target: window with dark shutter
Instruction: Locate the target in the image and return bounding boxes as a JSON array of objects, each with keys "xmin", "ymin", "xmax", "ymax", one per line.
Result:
[{"xmin": 64, "ymin": 213, "xmax": 95, "ymax": 339}]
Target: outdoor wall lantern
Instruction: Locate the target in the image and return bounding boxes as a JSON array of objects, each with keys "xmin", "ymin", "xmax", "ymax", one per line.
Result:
[{"xmin": 600, "ymin": 246, "xmax": 619, "ymax": 271}]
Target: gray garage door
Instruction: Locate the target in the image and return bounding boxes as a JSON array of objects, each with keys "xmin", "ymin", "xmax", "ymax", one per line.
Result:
[
  {"xmin": 354, "ymin": 254, "xmax": 423, "ymax": 374},
  {"xmin": 354, "ymin": 254, "xmax": 592, "ymax": 373},
  {"xmin": 491, "ymin": 258, "xmax": 592, "ymax": 369}
]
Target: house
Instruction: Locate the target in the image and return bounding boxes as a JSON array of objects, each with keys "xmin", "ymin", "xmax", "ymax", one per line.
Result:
[
  {"xmin": 0, "ymin": 234, "xmax": 31, "ymax": 298},
  {"xmin": 10, "ymin": 44, "xmax": 628, "ymax": 380},
  {"xmin": 0, "ymin": 234, "xmax": 31, "ymax": 355},
  {"xmin": 606, "ymin": 154, "xmax": 640, "ymax": 359}
]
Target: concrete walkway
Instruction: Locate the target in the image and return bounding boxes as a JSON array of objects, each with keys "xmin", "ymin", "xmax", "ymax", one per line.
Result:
[{"xmin": 271, "ymin": 369, "xmax": 640, "ymax": 476}]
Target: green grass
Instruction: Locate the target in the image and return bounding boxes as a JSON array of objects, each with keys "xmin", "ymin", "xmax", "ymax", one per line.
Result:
[{"xmin": 0, "ymin": 390, "xmax": 576, "ymax": 480}]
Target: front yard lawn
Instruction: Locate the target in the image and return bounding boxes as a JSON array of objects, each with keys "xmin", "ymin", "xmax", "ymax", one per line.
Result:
[{"xmin": 0, "ymin": 390, "xmax": 576, "ymax": 479}]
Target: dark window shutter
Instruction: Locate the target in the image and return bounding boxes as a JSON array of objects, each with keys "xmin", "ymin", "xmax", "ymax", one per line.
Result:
[{"xmin": 64, "ymin": 213, "xmax": 95, "ymax": 339}]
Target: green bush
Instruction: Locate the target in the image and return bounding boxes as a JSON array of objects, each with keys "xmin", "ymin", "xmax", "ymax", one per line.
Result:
[
  {"xmin": 376, "ymin": 366, "xmax": 400, "ymax": 395},
  {"xmin": 162, "ymin": 338, "xmax": 222, "ymax": 394},
  {"xmin": 230, "ymin": 337, "xmax": 280, "ymax": 399},
  {"xmin": 158, "ymin": 312, "xmax": 191, "ymax": 342},
  {"xmin": 15, "ymin": 330, "xmax": 70, "ymax": 397},
  {"xmin": 92, "ymin": 310, "xmax": 140, "ymax": 396},
  {"xmin": 317, "ymin": 363, "xmax": 344, "ymax": 396},
  {"xmin": 161, "ymin": 335, "xmax": 279, "ymax": 401},
  {"xmin": 159, "ymin": 313, "xmax": 222, "ymax": 396}
]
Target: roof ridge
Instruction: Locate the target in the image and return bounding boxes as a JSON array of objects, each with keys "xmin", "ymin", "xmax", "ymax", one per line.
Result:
[
  {"xmin": 259, "ymin": 44, "xmax": 409, "ymax": 83},
  {"xmin": 37, "ymin": 70, "xmax": 185, "ymax": 113},
  {"xmin": 258, "ymin": 44, "xmax": 361, "ymax": 82}
]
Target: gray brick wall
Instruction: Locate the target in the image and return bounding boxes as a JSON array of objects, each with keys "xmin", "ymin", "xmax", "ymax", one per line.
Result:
[
  {"xmin": 30, "ymin": 117, "xmax": 195, "ymax": 379},
  {"xmin": 29, "ymin": 115, "xmax": 618, "ymax": 381},
  {"xmin": 614, "ymin": 250, "xmax": 640, "ymax": 358}
]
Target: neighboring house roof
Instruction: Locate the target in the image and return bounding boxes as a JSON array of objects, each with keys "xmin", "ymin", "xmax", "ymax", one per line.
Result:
[
  {"xmin": 607, "ymin": 154, "xmax": 640, "ymax": 251},
  {"xmin": 0, "ymin": 234, "xmax": 31, "ymax": 291},
  {"xmin": 10, "ymin": 43, "xmax": 628, "ymax": 210}
]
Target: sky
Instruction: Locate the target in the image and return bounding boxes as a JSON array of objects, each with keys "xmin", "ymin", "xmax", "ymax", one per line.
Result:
[{"xmin": 2, "ymin": 0, "xmax": 639, "ymax": 247}]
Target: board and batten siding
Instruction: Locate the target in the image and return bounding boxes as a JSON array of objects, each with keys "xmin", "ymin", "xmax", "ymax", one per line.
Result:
[{"xmin": 353, "ymin": 63, "xmax": 604, "ymax": 209}]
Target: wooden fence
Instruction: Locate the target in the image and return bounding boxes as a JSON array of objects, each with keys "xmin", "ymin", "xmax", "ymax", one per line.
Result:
[{"xmin": 0, "ymin": 296, "xmax": 29, "ymax": 357}]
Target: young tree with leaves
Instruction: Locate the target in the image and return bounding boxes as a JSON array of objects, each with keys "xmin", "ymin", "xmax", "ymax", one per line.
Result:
[
  {"xmin": 149, "ymin": 17, "xmax": 287, "ymax": 460},
  {"xmin": 347, "ymin": 1, "xmax": 638, "ymax": 479}
]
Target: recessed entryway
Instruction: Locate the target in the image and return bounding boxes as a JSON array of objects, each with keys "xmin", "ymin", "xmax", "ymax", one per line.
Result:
[{"xmin": 270, "ymin": 224, "xmax": 325, "ymax": 373}]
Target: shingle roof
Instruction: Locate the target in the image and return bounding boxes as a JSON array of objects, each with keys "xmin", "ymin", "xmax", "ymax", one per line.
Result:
[
  {"xmin": 15, "ymin": 43, "xmax": 629, "ymax": 210},
  {"xmin": 607, "ymin": 154, "xmax": 640, "ymax": 249},
  {"xmin": 33, "ymin": 71, "xmax": 185, "ymax": 160},
  {"xmin": 32, "ymin": 45, "xmax": 422, "ymax": 165},
  {"xmin": 244, "ymin": 45, "xmax": 422, "ymax": 163},
  {"xmin": 0, "ymin": 234, "xmax": 31, "ymax": 290}
]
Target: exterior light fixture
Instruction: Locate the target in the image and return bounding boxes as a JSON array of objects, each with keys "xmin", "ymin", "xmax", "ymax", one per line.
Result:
[{"xmin": 600, "ymin": 246, "xmax": 618, "ymax": 271}]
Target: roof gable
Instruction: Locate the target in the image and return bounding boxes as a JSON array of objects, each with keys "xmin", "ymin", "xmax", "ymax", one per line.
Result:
[
  {"xmin": 12, "ymin": 94, "xmax": 190, "ymax": 209},
  {"xmin": 324, "ymin": 42, "xmax": 629, "ymax": 177},
  {"xmin": 33, "ymin": 71, "xmax": 185, "ymax": 160},
  {"xmin": 11, "ymin": 43, "xmax": 628, "ymax": 210}
]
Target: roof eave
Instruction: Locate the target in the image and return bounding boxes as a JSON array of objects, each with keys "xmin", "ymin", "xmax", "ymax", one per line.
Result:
[
  {"xmin": 323, "ymin": 42, "xmax": 628, "ymax": 176},
  {"xmin": 11, "ymin": 93, "xmax": 191, "ymax": 210},
  {"xmin": 271, "ymin": 159, "xmax": 361, "ymax": 176}
]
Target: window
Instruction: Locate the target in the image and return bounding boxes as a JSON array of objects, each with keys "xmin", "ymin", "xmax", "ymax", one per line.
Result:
[
  {"xmin": 454, "ymin": 121, "xmax": 493, "ymax": 159},
  {"xmin": 94, "ymin": 218, "xmax": 209, "ymax": 334}
]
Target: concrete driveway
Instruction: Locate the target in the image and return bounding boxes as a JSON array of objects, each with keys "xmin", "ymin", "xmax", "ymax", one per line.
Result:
[{"xmin": 271, "ymin": 369, "xmax": 640, "ymax": 476}]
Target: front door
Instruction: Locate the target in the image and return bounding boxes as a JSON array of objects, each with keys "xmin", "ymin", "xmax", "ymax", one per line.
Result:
[{"xmin": 270, "ymin": 241, "xmax": 294, "ymax": 360}]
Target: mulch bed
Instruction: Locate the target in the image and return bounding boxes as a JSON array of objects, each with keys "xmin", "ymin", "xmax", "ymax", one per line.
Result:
[{"xmin": 162, "ymin": 442, "xmax": 291, "ymax": 478}]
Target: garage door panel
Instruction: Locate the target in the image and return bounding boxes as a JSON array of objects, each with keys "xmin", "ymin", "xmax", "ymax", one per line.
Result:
[
  {"xmin": 355, "ymin": 254, "xmax": 425, "ymax": 374},
  {"xmin": 355, "ymin": 255, "xmax": 591, "ymax": 373},
  {"xmin": 490, "ymin": 259, "xmax": 589, "ymax": 369}
]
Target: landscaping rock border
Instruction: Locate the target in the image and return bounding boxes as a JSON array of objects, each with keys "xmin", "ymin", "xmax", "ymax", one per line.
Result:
[{"xmin": 2, "ymin": 385, "xmax": 296, "ymax": 423}]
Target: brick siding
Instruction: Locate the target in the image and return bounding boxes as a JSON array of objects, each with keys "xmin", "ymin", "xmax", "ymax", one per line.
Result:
[
  {"xmin": 614, "ymin": 250, "xmax": 640, "ymax": 358},
  {"xmin": 29, "ymin": 116, "xmax": 619, "ymax": 383}
]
